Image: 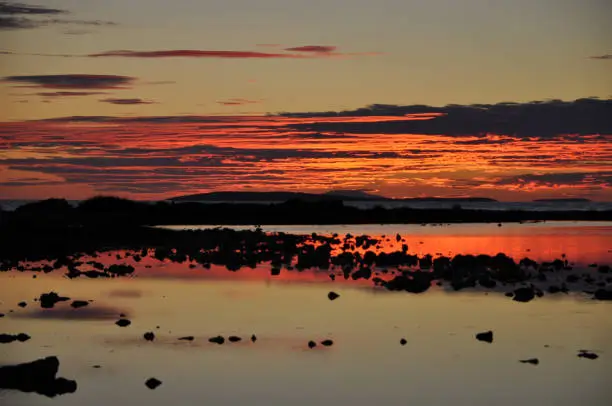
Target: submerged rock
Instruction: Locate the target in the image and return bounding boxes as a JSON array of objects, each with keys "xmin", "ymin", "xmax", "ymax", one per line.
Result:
[
  {"xmin": 519, "ymin": 358, "xmax": 539, "ymax": 365},
  {"xmin": 0, "ymin": 333, "xmax": 31, "ymax": 343},
  {"xmin": 321, "ymin": 339, "xmax": 334, "ymax": 347},
  {"xmin": 39, "ymin": 292, "xmax": 70, "ymax": 309},
  {"xmin": 0, "ymin": 356, "xmax": 77, "ymax": 397},
  {"xmin": 400, "ymin": 338, "xmax": 407, "ymax": 346},
  {"xmin": 17, "ymin": 302, "xmax": 27, "ymax": 308},
  {"xmin": 178, "ymin": 336, "xmax": 194, "ymax": 341},
  {"xmin": 145, "ymin": 378, "xmax": 162, "ymax": 390},
  {"xmin": 143, "ymin": 332, "xmax": 155, "ymax": 341},
  {"xmin": 115, "ymin": 319, "xmax": 131, "ymax": 327},
  {"xmin": 578, "ymin": 350, "xmax": 599, "ymax": 360},
  {"xmin": 307, "ymin": 340, "xmax": 317, "ymax": 349},
  {"xmin": 512, "ymin": 287, "xmax": 535, "ymax": 303},
  {"xmin": 328, "ymin": 291, "xmax": 340, "ymax": 301},
  {"xmin": 251, "ymin": 334, "xmax": 257, "ymax": 342},
  {"xmin": 593, "ymin": 289, "xmax": 612, "ymax": 301},
  {"xmin": 208, "ymin": 335, "xmax": 225, "ymax": 344},
  {"xmin": 70, "ymin": 300, "xmax": 89, "ymax": 309},
  {"xmin": 228, "ymin": 336, "xmax": 242, "ymax": 343},
  {"xmin": 476, "ymin": 331, "xmax": 493, "ymax": 343}
]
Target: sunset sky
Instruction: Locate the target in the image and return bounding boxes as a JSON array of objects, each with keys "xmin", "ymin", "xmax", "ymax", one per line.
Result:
[{"xmin": 0, "ymin": 0, "xmax": 611, "ymax": 201}]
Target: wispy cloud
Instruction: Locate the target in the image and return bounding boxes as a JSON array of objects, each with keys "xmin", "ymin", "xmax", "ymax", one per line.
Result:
[
  {"xmin": 590, "ymin": 54, "xmax": 612, "ymax": 60},
  {"xmin": 35, "ymin": 91, "xmax": 108, "ymax": 97},
  {"xmin": 285, "ymin": 45, "xmax": 336, "ymax": 53},
  {"xmin": 88, "ymin": 46, "xmax": 378, "ymax": 59},
  {"xmin": 100, "ymin": 98, "xmax": 155, "ymax": 105},
  {"xmin": 0, "ymin": 1, "xmax": 115, "ymax": 30},
  {"xmin": 2, "ymin": 74, "xmax": 135, "ymax": 89},
  {"xmin": 217, "ymin": 98, "xmax": 261, "ymax": 106}
]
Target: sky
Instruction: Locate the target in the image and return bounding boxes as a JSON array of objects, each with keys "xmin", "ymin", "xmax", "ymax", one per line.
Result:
[{"xmin": 0, "ymin": 0, "xmax": 611, "ymax": 201}]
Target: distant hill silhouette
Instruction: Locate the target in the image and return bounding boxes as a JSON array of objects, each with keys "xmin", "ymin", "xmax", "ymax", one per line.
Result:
[
  {"xmin": 533, "ymin": 198, "xmax": 592, "ymax": 203},
  {"xmin": 170, "ymin": 191, "xmax": 497, "ymax": 203}
]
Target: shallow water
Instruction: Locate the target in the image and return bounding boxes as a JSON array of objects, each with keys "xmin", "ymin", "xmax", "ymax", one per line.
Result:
[{"xmin": 1, "ymin": 222, "xmax": 611, "ymax": 405}]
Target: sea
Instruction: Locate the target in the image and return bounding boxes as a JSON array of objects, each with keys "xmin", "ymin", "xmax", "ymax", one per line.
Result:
[{"xmin": 1, "ymin": 221, "xmax": 611, "ymax": 405}]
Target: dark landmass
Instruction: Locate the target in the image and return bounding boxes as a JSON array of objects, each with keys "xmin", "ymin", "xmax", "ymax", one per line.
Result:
[
  {"xmin": 2, "ymin": 196, "xmax": 609, "ymax": 229},
  {"xmin": 533, "ymin": 198, "xmax": 592, "ymax": 203},
  {"xmin": 170, "ymin": 190, "xmax": 497, "ymax": 203},
  {"xmin": 0, "ymin": 356, "xmax": 77, "ymax": 397}
]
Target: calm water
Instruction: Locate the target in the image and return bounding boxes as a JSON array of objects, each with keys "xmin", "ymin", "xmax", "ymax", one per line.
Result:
[{"xmin": 1, "ymin": 222, "xmax": 611, "ymax": 405}]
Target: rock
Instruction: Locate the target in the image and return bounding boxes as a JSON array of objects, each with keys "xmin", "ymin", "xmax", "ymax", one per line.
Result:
[
  {"xmin": 143, "ymin": 332, "xmax": 155, "ymax": 341},
  {"xmin": 39, "ymin": 292, "xmax": 70, "ymax": 309},
  {"xmin": 0, "ymin": 313, "xmax": 4, "ymax": 317},
  {"xmin": 17, "ymin": 302, "xmax": 27, "ymax": 308},
  {"xmin": 70, "ymin": 301, "xmax": 89, "ymax": 309},
  {"xmin": 598, "ymin": 265, "xmax": 611, "ymax": 274},
  {"xmin": 320, "ymin": 339, "xmax": 334, "ymax": 347},
  {"xmin": 0, "ymin": 333, "xmax": 31, "ymax": 343},
  {"xmin": 145, "ymin": 378, "xmax": 162, "ymax": 390},
  {"xmin": 593, "ymin": 289, "xmax": 612, "ymax": 301},
  {"xmin": 92, "ymin": 365, "xmax": 101, "ymax": 368},
  {"xmin": 519, "ymin": 358, "xmax": 539, "ymax": 365},
  {"xmin": 578, "ymin": 350, "xmax": 599, "ymax": 360},
  {"xmin": 228, "ymin": 336, "xmax": 242, "ymax": 343},
  {"xmin": 307, "ymin": 340, "xmax": 317, "ymax": 349},
  {"xmin": 208, "ymin": 335, "xmax": 225, "ymax": 344},
  {"xmin": 328, "ymin": 291, "xmax": 340, "ymax": 301},
  {"xmin": 512, "ymin": 287, "xmax": 535, "ymax": 303},
  {"xmin": 251, "ymin": 334, "xmax": 257, "ymax": 342},
  {"xmin": 115, "ymin": 319, "xmax": 131, "ymax": 327},
  {"xmin": 178, "ymin": 336, "xmax": 194, "ymax": 341},
  {"xmin": 476, "ymin": 331, "xmax": 493, "ymax": 343},
  {"xmin": 400, "ymin": 338, "xmax": 407, "ymax": 346},
  {"xmin": 0, "ymin": 356, "xmax": 77, "ymax": 397},
  {"xmin": 106, "ymin": 264, "xmax": 135, "ymax": 276}
]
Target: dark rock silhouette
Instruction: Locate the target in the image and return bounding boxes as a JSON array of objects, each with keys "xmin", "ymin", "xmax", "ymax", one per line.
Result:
[
  {"xmin": 17, "ymin": 301, "xmax": 27, "ymax": 308},
  {"xmin": 145, "ymin": 378, "xmax": 162, "ymax": 389},
  {"xmin": 476, "ymin": 331, "xmax": 494, "ymax": 343},
  {"xmin": 0, "ymin": 356, "xmax": 77, "ymax": 397},
  {"xmin": 593, "ymin": 289, "xmax": 612, "ymax": 300},
  {"xmin": 209, "ymin": 335, "xmax": 225, "ymax": 344},
  {"xmin": 70, "ymin": 300, "xmax": 89, "ymax": 309},
  {"xmin": 228, "ymin": 336, "xmax": 242, "ymax": 343},
  {"xmin": 115, "ymin": 318, "xmax": 131, "ymax": 327},
  {"xmin": 400, "ymin": 338, "xmax": 407, "ymax": 346},
  {"xmin": 328, "ymin": 291, "xmax": 340, "ymax": 301},
  {"xmin": 39, "ymin": 292, "xmax": 70, "ymax": 309},
  {"xmin": 512, "ymin": 287, "xmax": 535, "ymax": 302},
  {"xmin": 308, "ymin": 340, "xmax": 317, "ymax": 349},
  {"xmin": 577, "ymin": 350, "xmax": 599, "ymax": 360},
  {"xmin": 321, "ymin": 339, "xmax": 334, "ymax": 347},
  {"xmin": 144, "ymin": 332, "xmax": 155, "ymax": 341},
  {"xmin": 251, "ymin": 334, "xmax": 257, "ymax": 342},
  {"xmin": 519, "ymin": 358, "xmax": 539, "ymax": 365},
  {"xmin": 178, "ymin": 336, "xmax": 194, "ymax": 341},
  {"xmin": 0, "ymin": 333, "xmax": 30, "ymax": 343}
]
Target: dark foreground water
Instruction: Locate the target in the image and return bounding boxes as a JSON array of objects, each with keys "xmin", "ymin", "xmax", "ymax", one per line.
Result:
[{"xmin": 1, "ymin": 222, "xmax": 611, "ymax": 405}]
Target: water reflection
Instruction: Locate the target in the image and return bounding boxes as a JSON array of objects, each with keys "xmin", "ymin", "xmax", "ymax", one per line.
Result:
[{"xmin": 1, "ymin": 222, "xmax": 611, "ymax": 406}]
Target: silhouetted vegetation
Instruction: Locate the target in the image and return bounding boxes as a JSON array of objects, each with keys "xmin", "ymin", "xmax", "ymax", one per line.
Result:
[{"xmin": 2, "ymin": 196, "xmax": 610, "ymax": 229}]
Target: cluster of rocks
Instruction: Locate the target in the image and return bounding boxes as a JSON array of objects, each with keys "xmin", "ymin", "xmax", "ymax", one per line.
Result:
[{"xmin": 1, "ymin": 229, "xmax": 610, "ymax": 301}]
